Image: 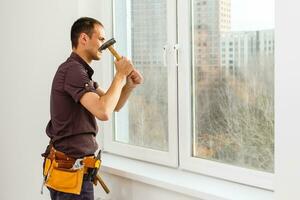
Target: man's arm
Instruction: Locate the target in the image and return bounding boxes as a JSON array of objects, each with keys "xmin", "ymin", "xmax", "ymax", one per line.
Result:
[
  {"xmin": 114, "ymin": 85, "xmax": 134, "ymax": 112},
  {"xmin": 80, "ymin": 57, "xmax": 133, "ymax": 121},
  {"xmin": 114, "ymin": 69, "xmax": 143, "ymax": 111},
  {"xmin": 92, "ymin": 83, "xmax": 134, "ymax": 112},
  {"xmin": 80, "ymin": 72, "xmax": 126, "ymax": 121},
  {"xmin": 95, "ymin": 87, "xmax": 105, "ymax": 97}
]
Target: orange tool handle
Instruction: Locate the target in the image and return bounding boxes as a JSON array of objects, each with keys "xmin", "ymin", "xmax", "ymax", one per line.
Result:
[{"xmin": 108, "ymin": 46, "xmax": 122, "ymax": 61}]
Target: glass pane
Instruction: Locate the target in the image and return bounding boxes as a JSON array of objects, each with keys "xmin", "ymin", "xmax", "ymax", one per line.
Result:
[
  {"xmin": 192, "ymin": 0, "xmax": 274, "ymax": 172},
  {"xmin": 114, "ymin": 0, "xmax": 168, "ymax": 151}
]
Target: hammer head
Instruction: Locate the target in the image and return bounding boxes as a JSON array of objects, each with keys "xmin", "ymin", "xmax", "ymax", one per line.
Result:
[{"xmin": 99, "ymin": 38, "xmax": 116, "ymax": 52}]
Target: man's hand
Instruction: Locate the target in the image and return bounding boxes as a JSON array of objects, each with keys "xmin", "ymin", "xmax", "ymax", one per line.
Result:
[
  {"xmin": 114, "ymin": 57, "xmax": 134, "ymax": 77},
  {"xmin": 125, "ymin": 68, "xmax": 143, "ymax": 89}
]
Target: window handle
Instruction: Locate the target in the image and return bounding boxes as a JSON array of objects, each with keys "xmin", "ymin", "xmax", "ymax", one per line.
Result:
[
  {"xmin": 173, "ymin": 44, "xmax": 180, "ymax": 67},
  {"xmin": 163, "ymin": 44, "xmax": 168, "ymax": 67}
]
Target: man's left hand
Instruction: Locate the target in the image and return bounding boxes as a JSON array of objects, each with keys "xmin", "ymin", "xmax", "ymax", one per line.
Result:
[{"xmin": 125, "ymin": 69, "xmax": 143, "ymax": 89}]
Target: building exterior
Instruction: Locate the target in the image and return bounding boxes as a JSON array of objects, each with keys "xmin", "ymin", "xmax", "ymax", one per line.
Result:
[
  {"xmin": 193, "ymin": 0, "xmax": 231, "ymax": 68},
  {"xmin": 131, "ymin": 0, "xmax": 167, "ymax": 67},
  {"xmin": 220, "ymin": 30, "xmax": 274, "ymax": 70}
]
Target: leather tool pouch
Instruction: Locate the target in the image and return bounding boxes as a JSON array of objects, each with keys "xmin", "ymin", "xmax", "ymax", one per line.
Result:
[{"xmin": 44, "ymin": 159, "xmax": 84, "ymax": 195}]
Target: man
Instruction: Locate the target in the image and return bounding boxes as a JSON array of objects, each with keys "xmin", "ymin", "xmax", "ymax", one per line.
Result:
[{"xmin": 43, "ymin": 17, "xmax": 143, "ymax": 199}]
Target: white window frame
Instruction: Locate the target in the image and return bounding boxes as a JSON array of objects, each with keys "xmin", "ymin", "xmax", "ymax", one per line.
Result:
[
  {"xmin": 177, "ymin": 0, "xmax": 274, "ymax": 190},
  {"xmin": 103, "ymin": 0, "xmax": 179, "ymax": 167},
  {"xmin": 102, "ymin": 0, "xmax": 274, "ymax": 190}
]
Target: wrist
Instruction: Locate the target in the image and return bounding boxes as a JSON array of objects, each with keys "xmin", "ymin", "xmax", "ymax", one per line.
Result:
[
  {"xmin": 124, "ymin": 83, "xmax": 136, "ymax": 91},
  {"xmin": 115, "ymin": 72, "xmax": 126, "ymax": 86},
  {"xmin": 115, "ymin": 72, "xmax": 126, "ymax": 79}
]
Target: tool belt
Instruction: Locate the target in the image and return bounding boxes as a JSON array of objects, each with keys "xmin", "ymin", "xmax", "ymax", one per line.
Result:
[{"xmin": 42, "ymin": 147, "xmax": 108, "ymax": 195}]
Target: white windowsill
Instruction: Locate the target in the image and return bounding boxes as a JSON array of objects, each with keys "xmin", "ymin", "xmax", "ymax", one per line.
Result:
[{"xmin": 101, "ymin": 153, "xmax": 273, "ymax": 200}]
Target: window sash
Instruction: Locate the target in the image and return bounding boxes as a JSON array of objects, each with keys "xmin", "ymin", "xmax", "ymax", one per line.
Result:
[
  {"xmin": 104, "ymin": 0, "xmax": 179, "ymax": 167},
  {"xmin": 177, "ymin": 0, "xmax": 274, "ymax": 190}
]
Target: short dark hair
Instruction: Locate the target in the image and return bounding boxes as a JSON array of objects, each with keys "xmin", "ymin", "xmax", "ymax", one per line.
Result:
[{"xmin": 71, "ymin": 17, "xmax": 103, "ymax": 48}]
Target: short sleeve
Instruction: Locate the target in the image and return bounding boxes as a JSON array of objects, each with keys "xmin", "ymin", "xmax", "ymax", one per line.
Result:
[
  {"xmin": 64, "ymin": 64, "xmax": 97, "ymax": 102},
  {"xmin": 93, "ymin": 81, "xmax": 99, "ymax": 90}
]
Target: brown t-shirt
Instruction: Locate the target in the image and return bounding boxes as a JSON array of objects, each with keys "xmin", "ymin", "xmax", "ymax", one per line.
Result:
[{"xmin": 45, "ymin": 52, "xmax": 99, "ymax": 158}]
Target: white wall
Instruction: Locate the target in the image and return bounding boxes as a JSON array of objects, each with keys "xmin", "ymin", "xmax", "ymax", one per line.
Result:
[
  {"xmin": 0, "ymin": 0, "xmax": 78, "ymax": 199},
  {"xmin": 275, "ymin": 0, "xmax": 300, "ymax": 199},
  {"xmin": 0, "ymin": 0, "xmax": 299, "ymax": 199},
  {"xmin": 96, "ymin": 173, "xmax": 200, "ymax": 200}
]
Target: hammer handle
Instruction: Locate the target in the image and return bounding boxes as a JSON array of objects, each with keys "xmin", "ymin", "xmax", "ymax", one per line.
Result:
[
  {"xmin": 108, "ymin": 46, "xmax": 122, "ymax": 61},
  {"xmin": 95, "ymin": 174, "xmax": 110, "ymax": 194}
]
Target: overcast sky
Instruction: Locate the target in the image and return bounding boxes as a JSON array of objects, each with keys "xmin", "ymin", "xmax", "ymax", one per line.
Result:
[{"xmin": 231, "ymin": 0, "xmax": 275, "ymax": 31}]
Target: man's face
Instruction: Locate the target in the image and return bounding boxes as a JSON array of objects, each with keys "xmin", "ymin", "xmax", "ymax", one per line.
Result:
[{"xmin": 85, "ymin": 24, "xmax": 106, "ymax": 61}]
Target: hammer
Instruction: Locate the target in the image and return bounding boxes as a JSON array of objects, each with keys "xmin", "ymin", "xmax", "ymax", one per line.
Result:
[{"xmin": 99, "ymin": 38, "xmax": 122, "ymax": 61}]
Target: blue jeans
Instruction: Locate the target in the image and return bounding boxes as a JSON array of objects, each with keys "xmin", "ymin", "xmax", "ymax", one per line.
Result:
[{"xmin": 48, "ymin": 175, "xmax": 94, "ymax": 200}]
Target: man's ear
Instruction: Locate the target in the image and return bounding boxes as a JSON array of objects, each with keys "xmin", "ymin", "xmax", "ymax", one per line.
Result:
[{"xmin": 79, "ymin": 33, "xmax": 88, "ymax": 46}]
